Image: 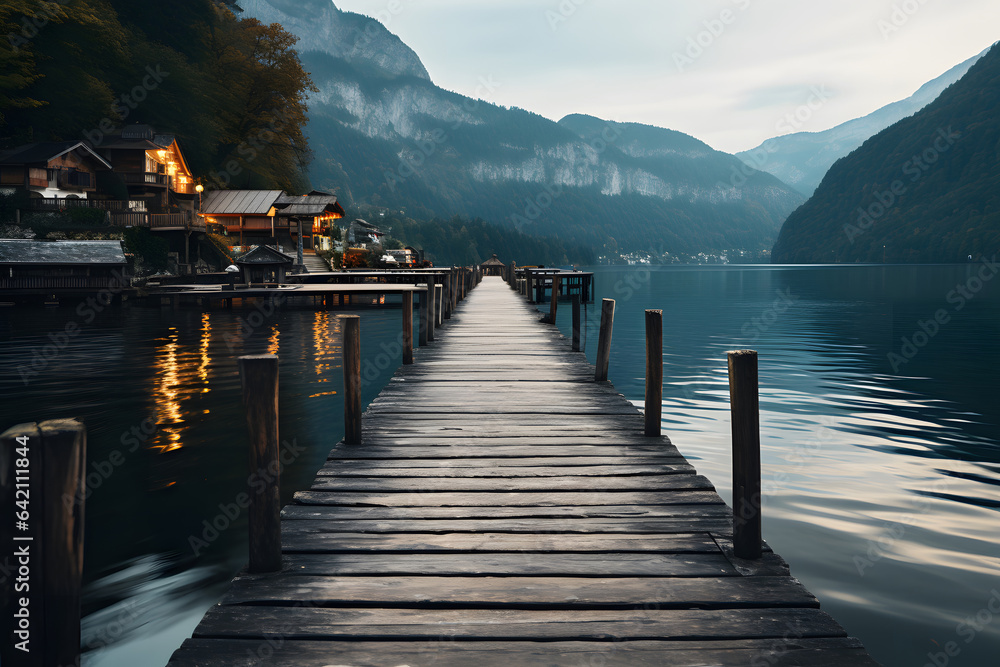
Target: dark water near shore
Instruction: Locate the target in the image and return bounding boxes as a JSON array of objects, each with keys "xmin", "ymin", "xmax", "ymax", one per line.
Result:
[
  {"xmin": 543, "ymin": 264, "xmax": 1000, "ymax": 667},
  {"xmin": 0, "ymin": 300, "xmax": 411, "ymax": 666},
  {"xmin": 0, "ymin": 264, "xmax": 997, "ymax": 666}
]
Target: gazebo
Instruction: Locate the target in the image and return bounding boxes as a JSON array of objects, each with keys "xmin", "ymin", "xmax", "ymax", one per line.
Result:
[
  {"xmin": 480, "ymin": 254, "xmax": 506, "ymax": 276},
  {"xmin": 235, "ymin": 245, "xmax": 294, "ymax": 285}
]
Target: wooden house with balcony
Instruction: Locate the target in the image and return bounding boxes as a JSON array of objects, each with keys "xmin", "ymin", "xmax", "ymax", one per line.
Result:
[
  {"xmin": 90, "ymin": 124, "xmax": 198, "ymax": 217},
  {"xmin": 0, "ymin": 141, "xmax": 112, "ymax": 206}
]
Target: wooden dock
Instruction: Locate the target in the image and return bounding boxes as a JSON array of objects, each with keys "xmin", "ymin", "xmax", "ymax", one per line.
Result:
[{"xmin": 167, "ymin": 277, "xmax": 876, "ymax": 666}]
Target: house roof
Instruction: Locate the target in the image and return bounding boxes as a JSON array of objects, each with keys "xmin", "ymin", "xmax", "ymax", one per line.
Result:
[
  {"xmin": 236, "ymin": 245, "xmax": 295, "ymax": 265},
  {"xmin": 201, "ymin": 190, "xmax": 283, "ymax": 215},
  {"xmin": 94, "ymin": 139, "xmax": 163, "ymax": 151},
  {"xmin": 481, "ymin": 254, "xmax": 505, "ymax": 266},
  {"xmin": 0, "ymin": 141, "xmax": 112, "ymax": 170},
  {"xmin": 272, "ymin": 194, "xmax": 346, "ymax": 218},
  {"xmin": 0, "ymin": 240, "xmax": 126, "ymax": 266},
  {"xmin": 121, "ymin": 124, "xmax": 155, "ymax": 141}
]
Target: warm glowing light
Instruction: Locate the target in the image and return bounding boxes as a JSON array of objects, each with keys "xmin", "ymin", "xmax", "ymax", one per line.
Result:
[
  {"xmin": 156, "ymin": 150, "xmax": 167, "ymax": 160},
  {"xmin": 195, "ymin": 184, "xmax": 204, "ymax": 193}
]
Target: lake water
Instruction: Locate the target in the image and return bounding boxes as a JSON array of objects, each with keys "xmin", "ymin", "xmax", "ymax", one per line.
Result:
[
  {"xmin": 544, "ymin": 264, "xmax": 1000, "ymax": 667},
  {"xmin": 0, "ymin": 264, "xmax": 997, "ymax": 666}
]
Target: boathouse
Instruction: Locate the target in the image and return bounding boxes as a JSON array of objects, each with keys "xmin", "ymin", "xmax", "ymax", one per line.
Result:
[{"xmin": 0, "ymin": 239, "xmax": 128, "ymax": 298}]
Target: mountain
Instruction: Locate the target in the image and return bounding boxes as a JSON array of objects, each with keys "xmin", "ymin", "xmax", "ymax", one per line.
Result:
[
  {"xmin": 738, "ymin": 48, "xmax": 989, "ymax": 197},
  {"xmin": 771, "ymin": 44, "xmax": 1000, "ymax": 264},
  {"xmin": 240, "ymin": 0, "xmax": 805, "ymax": 257},
  {"xmin": 238, "ymin": 0, "xmax": 429, "ymax": 80}
]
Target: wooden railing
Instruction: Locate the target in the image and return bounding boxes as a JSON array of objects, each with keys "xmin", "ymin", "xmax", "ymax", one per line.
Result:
[
  {"xmin": 116, "ymin": 171, "xmax": 168, "ymax": 186},
  {"xmin": 27, "ymin": 198, "xmax": 146, "ymax": 212}
]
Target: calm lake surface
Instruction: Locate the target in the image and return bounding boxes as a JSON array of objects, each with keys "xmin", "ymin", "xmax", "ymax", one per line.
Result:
[{"xmin": 0, "ymin": 264, "xmax": 997, "ymax": 666}]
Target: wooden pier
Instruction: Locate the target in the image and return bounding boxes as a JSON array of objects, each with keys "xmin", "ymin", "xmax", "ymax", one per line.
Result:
[{"xmin": 167, "ymin": 277, "xmax": 875, "ymax": 666}]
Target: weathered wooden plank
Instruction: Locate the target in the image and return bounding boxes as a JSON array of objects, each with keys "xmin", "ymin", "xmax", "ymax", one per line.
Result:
[
  {"xmin": 277, "ymin": 532, "xmax": 724, "ymax": 553},
  {"xmin": 192, "ymin": 606, "xmax": 846, "ymax": 640},
  {"xmin": 325, "ymin": 456, "xmax": 685, "ymax": 467},
  {"xmin": 169, "ymin": 638, "xmax": 879, "ymax": 667},
  {"xmin": 219, "ymin": 575, "xmax": 818, "ymax": 608},
  {"xmin": 293, "ymin": 490, "xmax": 724, "ymax": 507},
  {"xmin": 279, "ymin": 517, "xmax": 734, "ymax": 534},
  {"xmin": 327, "ymin": 446, "xmax": 683, "ymax": 459},
  {"xmin": 281, "ymin": 504, "xmax": 731, "ymax": 521},
  {"xmin": 310, "ymin": 475, "xmax": 717, "ymax": 492},
  {"xmin": 315, "ymin": 463, "xmax": 696, "ymax": 477},
  {"xmin": 266, "ymin": 552, "xmax": 738, "ymax": 577}
]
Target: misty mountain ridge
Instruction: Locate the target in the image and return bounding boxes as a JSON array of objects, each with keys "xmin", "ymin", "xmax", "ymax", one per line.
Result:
[
  {"xmin": 738, "ymin": 47, "xmax": 990, "ymax": 196},
  {"xmin": 771, "ymin": 43, "xmax": 1000, "ymax": 264}
]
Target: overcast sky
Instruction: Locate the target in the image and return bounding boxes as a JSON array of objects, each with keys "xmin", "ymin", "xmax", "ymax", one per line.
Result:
[{"xmin": 330, "ymin": 0, "xmax": 999, "ymax": 153}]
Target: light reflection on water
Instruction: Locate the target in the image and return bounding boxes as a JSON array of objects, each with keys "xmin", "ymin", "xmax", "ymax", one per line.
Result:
[
  {"xmin": 0, "ymin": 300, "xmax": 411, "ymax": 667},
  {"xmin": 547, "ymin": 265, "xmax": 1000, "ymax": 666}
]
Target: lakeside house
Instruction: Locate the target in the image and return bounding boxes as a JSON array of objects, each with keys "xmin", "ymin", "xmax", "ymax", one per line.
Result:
[
  {"xmin": 347, "ymin": 219, "xmax": 383, "ymax": 246},
  {"xmin": 199, "ymin": 190, "xmax": 345, "ymax": 255},
  {"xmin": 0, "ymin": 141, "xmax": 113, "ymax": 205}
]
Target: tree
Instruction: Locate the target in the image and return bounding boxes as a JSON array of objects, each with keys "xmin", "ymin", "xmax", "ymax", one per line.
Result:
[{"xmin": 206, "ymin": 12, "xmax": 316, "ymax": 191}]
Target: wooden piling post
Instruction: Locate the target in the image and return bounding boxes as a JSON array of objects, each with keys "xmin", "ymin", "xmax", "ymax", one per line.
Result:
[
  {"xmin": 548, "ymin": 275, "xmax": 560, "ymax": 325},
  {"xmin": 436, "ymin": 284, "xmax": 444, "ymax": 327},
  {"xmin": 1, "ymin": 418, "xmax": 86, "ymax": 667},
  {"xmin": 444, "ymin": 271, "xmax": 452, "ymax": 320},
  {"xmin": 425, "ymin": 276, "xmax": 435, "ymax": 342},
  {"xmin": 419, "ymin": 288, "xmax": 429, "ymax": 346},
  {"xmin": 525, "ymin": 270, "xmax": 533, "ymax": 302},
  {"xmin": 403, "ymin": 291, "xmax": 414, "ymax": 365},
  {"xmin": 645, "ymin": 310, "xmax": 663, "ymax": 437},
  {"xmin": 509, "ymin": 262, "xmax": 516, "ymax": 288},
  {"xmin": 572, "ymin": 294, "xmax": 581, "ymax": 352},
  {"xmin": 343, "ymin": 316, "xmax": 362, "ymax": 445},
  {"xmin": 728, "ymin": 350, "xmax": 762, "ymax": 560},
  {"xmin": 594, "ymin": 298, "xmax": 615, "ymax": 382},
  {"xmin": 238, "ymin": 355, "xmax": 282, "ymax": 573}
]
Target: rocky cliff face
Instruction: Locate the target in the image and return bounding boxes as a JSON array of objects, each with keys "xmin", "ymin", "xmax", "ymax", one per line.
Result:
[{"xmin": 239, "ymin": 0, "xmax": 429, "ymax": 80}]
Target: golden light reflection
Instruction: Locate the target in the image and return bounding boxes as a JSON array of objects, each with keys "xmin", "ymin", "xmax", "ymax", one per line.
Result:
[
  {"xmin": 199, "ymin": 312, "xmax": 211, "ymax": 388},
  {"xmin": 312, "ymin": 312, "xmax": 341, "ymax": 377},
  {"xmin": 309, "ymin": 391, "xmax": 339, "ymax": 399},
  {"xmin": 151, "ymin": 329, "xmax": 184, "ymax": 453},
  {"xmin": 267, "ymin": 326, "xmax": 280, "ymax": 355}
]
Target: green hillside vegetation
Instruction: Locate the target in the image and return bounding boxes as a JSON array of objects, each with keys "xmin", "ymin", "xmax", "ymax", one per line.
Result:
[
  {"xmin": 772, "ymin": 43, "xmax": 1000, "ymax": 263},
  {"xmin": 0, "ymin": 0, "xmax": 314, "ymax": 191}
]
